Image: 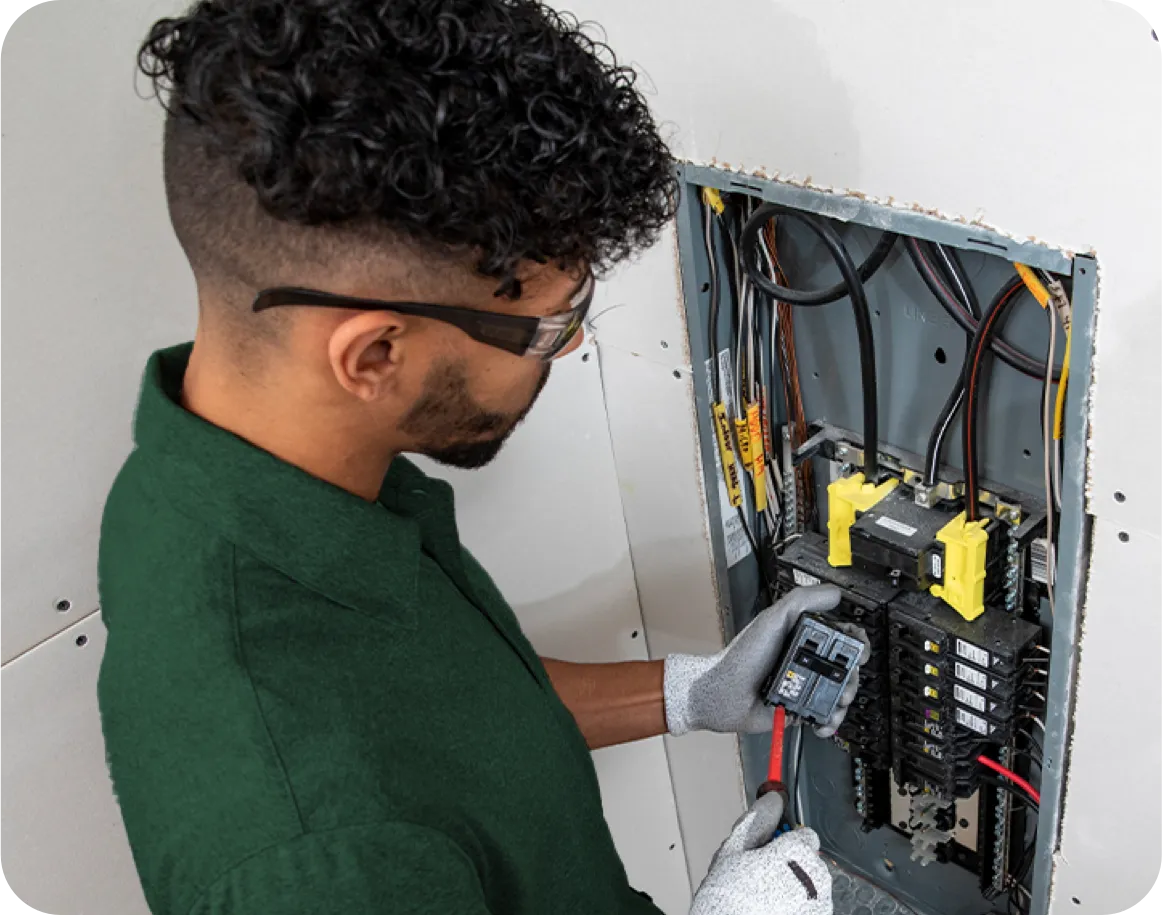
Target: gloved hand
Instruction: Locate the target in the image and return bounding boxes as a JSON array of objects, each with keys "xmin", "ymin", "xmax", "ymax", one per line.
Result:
[
  {"xmin": 690, "ymin": 791, "xmax": 831, "ymax": 915},
  {"xmin": 664, "ymin": 585, "xmax": 870, "ymax": 738}
]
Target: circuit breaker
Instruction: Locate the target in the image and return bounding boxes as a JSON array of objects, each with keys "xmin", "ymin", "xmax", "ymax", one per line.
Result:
[{"xmin": 677, "ymin": 165, "xmax": 1094, "ymax": 915}]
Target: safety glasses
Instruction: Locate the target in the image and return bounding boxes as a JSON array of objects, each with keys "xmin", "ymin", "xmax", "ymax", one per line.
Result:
[{"xmin": 252, "ymin": 271, "xmax": 595, "ymax": 362}]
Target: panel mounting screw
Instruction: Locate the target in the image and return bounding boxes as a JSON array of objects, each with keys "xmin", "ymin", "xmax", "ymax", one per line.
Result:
[{"xmin": 55, "ymin": 599, "xmax": 71, "ymax": 613}]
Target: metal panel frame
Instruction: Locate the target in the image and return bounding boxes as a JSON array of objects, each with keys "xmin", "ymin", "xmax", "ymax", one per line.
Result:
[
  {"xmin": 685, "ymin": 164, "xmax": 1076, "ymax": 276},
  {"xmin": 674, "ymin": 162, "xmax": 1097, "ymax": 915},
  {"xmin": 1029, "ymin": 255, "xmax": 1097, "ymax": 915}
]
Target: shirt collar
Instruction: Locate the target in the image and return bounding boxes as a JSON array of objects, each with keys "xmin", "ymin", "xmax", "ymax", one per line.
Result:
[{"xmin": 133, "ymin": 343, "xmax": 457, "ymax": 627}]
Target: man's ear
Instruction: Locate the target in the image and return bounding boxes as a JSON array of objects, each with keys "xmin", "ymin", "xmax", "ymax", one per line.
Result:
[{"xmin": 326, "ymin": 311, "xmax": 407, "ymax": 402}]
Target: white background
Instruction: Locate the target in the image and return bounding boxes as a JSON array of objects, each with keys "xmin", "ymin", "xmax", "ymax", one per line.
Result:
[{"xmin": 2, "ymin": 1, "xmax": 1161, "ymax": 915}]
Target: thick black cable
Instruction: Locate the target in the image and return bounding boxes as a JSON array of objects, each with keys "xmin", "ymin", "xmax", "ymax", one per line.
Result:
[
  {"xmin": 905, "ymin": 237, "xmax": 1059, "ymax": 381},
  {"xmin": 921, "ymin": 243, "xmax": 980, "ymax": 486},
  {"xmin": 963, "ymin": 276, "xmax": 1028, "ymax": 520},
  {"xmin": 741, "ymin": 216, "xmax": 898, "ymax": 306},
  {"xmin": 742, "ymin": 203, "xmax": 880, "ymax": 480}
]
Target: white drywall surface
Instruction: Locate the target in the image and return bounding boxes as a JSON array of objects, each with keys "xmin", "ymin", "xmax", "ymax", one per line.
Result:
[
  {"xmin": 0, "ymin": 1, "xmax": 687, "ymax": 912},
  {"xmin": 564, "ymin": 0, "xmax": 1161, "ymax": 910}
]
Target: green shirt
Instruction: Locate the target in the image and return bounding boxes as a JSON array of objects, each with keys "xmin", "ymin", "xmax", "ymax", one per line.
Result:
[{"xmin": 97, "ymin": 344, "xmax": 661, "ymax": 915}]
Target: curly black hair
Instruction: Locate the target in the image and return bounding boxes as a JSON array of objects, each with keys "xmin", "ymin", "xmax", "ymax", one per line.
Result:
[{"xmin": 140, "ymin": 0, "xmax": 676, "ymax": 296}]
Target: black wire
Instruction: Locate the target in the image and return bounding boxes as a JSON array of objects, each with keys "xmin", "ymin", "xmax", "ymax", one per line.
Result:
[
  {"xmin": 740, "ymin": 215, "xmax": 898, "ymax": 306},
  {"xmin": 791, "ymin": 722, "xmax": 806, "ymax": 824},
  {"xmin": 924, "ymin": 384, "xmax": 966, "ymax": 487},
  {"xmin": 904, "ymin": 237, "xmax": 1059, "ymax": 382},
  {"xmin": 1007, "ymin": 838, "xmax": 1038, "ymax": 915},
  {"xmin": 963, "ymin": 275, "xmax": 1028, "ymax": 520},
  {"xmin": 741, "ymin": 204, "xmax": 881, "ymax": 480},
  {"xmin": 939, "ymin": 244, "xmax": 981, "ymax": 317},
  {"xmin": 920, "ymin": 243, "xmax": 980, "ymax": 486},
  {"xmin": 979, "ymin": 774, "xmax": 1040, "ymax": 812},
  {"xmin": 1014, "ymin": 721, "xmax": 1045, "ymax": 758}
]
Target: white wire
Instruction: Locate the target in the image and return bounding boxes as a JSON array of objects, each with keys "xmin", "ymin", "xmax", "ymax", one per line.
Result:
[
  {"xmin": 1025, "ymin": 716, "xmax": 1047, "ymax": 734},
  {"xmin": 1042, "ymin": 305, "xmax": 1057, "ymax": 615}
]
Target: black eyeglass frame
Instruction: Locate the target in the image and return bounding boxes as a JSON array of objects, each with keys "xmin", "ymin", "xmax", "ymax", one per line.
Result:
[{"xmin": 252, "ymin": 272, "xmax": 594, "ymax": 362}]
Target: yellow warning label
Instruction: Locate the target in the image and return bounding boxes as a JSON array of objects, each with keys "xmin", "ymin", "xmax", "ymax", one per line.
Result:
[
  {"xmin": 759, "ymin": 387, "xmax": 773, "ymax": 458},
  {"xmin": 735, "ymin": 418, "xmax": 752, "ymax": 466},
  {"xmin": 712, "ymin": 403, "xmax": 743, "ymax": 508},
  {"xmin": 746, "ymin": 403, "xmax": 767, "ymax": 512}
]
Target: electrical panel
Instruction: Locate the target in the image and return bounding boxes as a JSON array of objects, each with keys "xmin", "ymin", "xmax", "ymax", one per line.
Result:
[{"xmin": 677, "ymin": 166, "xmax": 1095, "ymax": 915}]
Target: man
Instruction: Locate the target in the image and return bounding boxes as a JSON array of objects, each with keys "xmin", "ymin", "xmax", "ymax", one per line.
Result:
[{"xmin": 98, "ymin": 2, "xmax": 860, "ymax": 913}]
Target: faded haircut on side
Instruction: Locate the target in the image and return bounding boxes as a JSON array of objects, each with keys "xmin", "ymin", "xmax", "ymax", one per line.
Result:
[{"xmin": 143, "ymin": 0, "xmax": 677, "ymax": 347}]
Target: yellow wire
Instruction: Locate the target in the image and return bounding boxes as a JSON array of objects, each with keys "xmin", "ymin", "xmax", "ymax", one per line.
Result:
[
  {"xmin": 1053, "ymin": 323, "xmax": 1072, "ymax": 440},
  {"xmin": 1014, "ymin": 263, "xmax": 1051, "ymax": 309}
]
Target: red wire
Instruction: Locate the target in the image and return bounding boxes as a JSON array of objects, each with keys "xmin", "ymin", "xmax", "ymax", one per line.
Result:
[
  {"xmin": 978, "ymin": 754, "xmax": 1040, "ymax": 805},
  {"xmin": 768, "ymin": 706, "xmax": 786, "ymax": 783},
  {"xmin": 964, "ymin": 284, "xmax": 1022, "ymax": 521}
]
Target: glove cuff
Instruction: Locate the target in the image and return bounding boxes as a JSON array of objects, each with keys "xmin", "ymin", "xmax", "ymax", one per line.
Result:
[{"xmin": 663, "ymin": 653, "xmax": 718, "ymax": 736}]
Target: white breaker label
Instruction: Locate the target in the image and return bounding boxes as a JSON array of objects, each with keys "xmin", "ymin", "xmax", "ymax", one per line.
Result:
[
  {"xmin": 955, "ymin": 662, "xmax": 988, "ymax": 690},
  {"xmin": 793, "ymin": 569, "xmax": 822, "ymax": 587},
  {"xmin": 955, "ymin": 639, "xmax": 991, "ymax": 668},
  {"xmin": 954, "ymin": 684, "xmax": 986, "ymax": 712},
  {"xmin": 930, "ymin": 552, "xmax": 943, "ymax": 581},
  {"xmin": 956, "ymin": 707, "xmax": 989, "ymax": 736},
  {"xmin": 875, "ymin": 516, "xmax": 918, "ymax": 537},
  {"xmin": 778, "ymin": 670, "xmax": 806, "ymax": 700}
]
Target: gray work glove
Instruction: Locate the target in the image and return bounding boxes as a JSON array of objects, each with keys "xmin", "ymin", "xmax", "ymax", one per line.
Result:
[
  {"xmin": 690, "ymin": 792, "xmax": 832, "ymax": 915},
  {"xmin": 664, "ymin": 585, "xmax": 870, "ymax": 738}
]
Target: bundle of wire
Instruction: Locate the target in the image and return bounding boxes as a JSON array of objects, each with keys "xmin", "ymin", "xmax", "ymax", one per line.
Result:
[
  {"xmin": 701, "ymin": 193, "xmax": 784, "ymax": 593},
  {"xmin": 740, "ymin": 202, "xmax": 896, "ymax": 482},
  {"xmin": 760, "ymin": 218, "xmax": 814, "ymax": 531}
]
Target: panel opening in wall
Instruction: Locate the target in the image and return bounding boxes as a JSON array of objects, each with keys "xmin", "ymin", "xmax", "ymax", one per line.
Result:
[{"xmin": 674, "ymin": 163, "xmax": 1096, "ymax": 915}]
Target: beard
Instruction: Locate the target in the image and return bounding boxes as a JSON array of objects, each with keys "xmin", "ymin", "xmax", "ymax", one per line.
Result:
[{"xmin": 400, "ymin": 358, "xmax": 551, "ymax": 469}]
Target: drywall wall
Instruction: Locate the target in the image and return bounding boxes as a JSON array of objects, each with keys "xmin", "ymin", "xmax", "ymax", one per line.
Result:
[
  {"xmin": 0, "ymin": 1, "xmax": 688, "ymax": 912},
  {"xmin": 568, "ymin": 0, "xmax": 1161, "ymax": 910}
]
